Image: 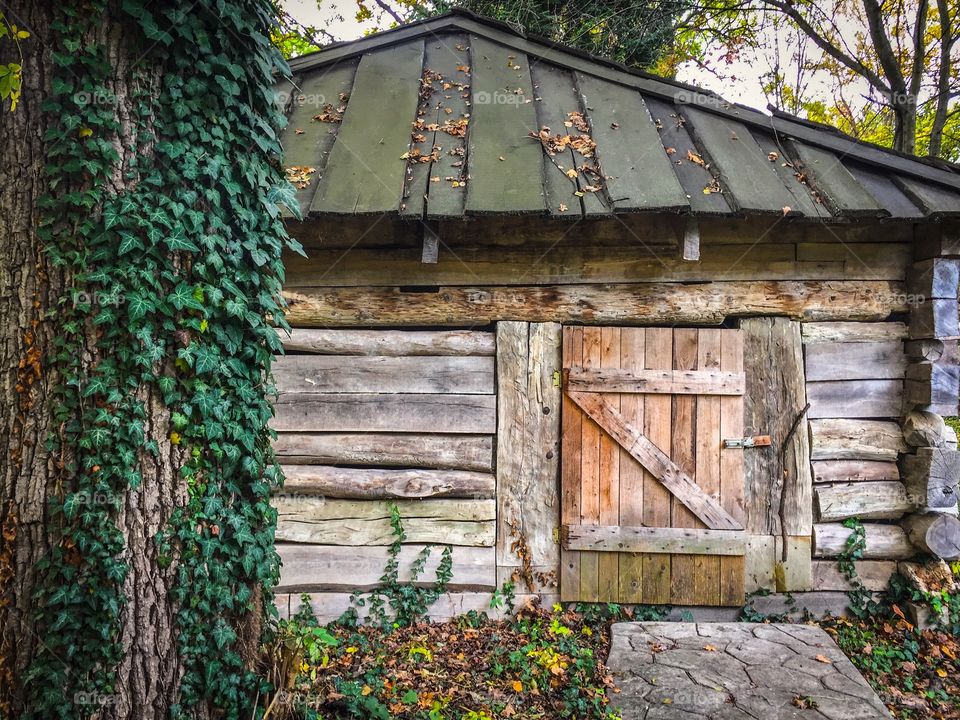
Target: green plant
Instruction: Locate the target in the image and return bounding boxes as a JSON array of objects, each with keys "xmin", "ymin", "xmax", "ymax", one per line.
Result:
[
  {"xmin": 353, "ymin": 503, "xmax": 453, "ymax": 628},
  {"xmin": 23, "ymin": 1, "xmax": 300, "ymax": 716}
]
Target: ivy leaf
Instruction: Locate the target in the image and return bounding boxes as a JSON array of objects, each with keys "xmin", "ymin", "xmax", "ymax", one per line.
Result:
[
  {"xmin": 211, "ymin": 619, "xmax": 237, "ymax": 649},
  {"xmin": 169, "ymin": 283, "xmax": 204, "ymax": 311}
]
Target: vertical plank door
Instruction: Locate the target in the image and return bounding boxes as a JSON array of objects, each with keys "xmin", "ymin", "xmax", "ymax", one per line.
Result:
[{"xmin": 560, "ymin": 326, "xmax": 747, "ymax": 606}]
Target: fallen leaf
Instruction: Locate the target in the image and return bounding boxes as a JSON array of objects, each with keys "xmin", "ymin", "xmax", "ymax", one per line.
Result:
[
  {"xmin": 815, "ymin": 654, "xmax": 833, "ymax": 664},
  {"xmin": 782, "ymin": 205, "xmax": 792, "ymax": 216},
  {"xmin": 610, "ymin": 121, "xmax": 620, "ymax": 129},
  {"xmin": 703, "ymin": 645, "xmax": 717, "ymax": 652},
  {"xmin": 558, "ymin": 203, "xmax": 568, "ymax": 212},
  {"xmin": 768, "ymin": 151, "xmax": 779, "ymax": 161},
  {"xmin": 665, "ymin": 147, "xmax": 676, "ymax": 155},
  {"xmin": 511, "ymin": 680, "xmax": 523, "ymax": 692},
  {"xmin": 565, "ymin": 168, "xmax": 578, "ymax": 179},
  {"xmin": 687, "ymin": 149, "xmax": 706, "ymax": 166}
]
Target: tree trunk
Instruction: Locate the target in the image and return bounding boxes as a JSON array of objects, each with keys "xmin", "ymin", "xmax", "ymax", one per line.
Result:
[
  {"xmin": 0, "ymin": 5, "xmax": 186, "ymax": 717},
  {"xmin": 892, "ymin": 92, "xmax": 919, "ymax": 155}
]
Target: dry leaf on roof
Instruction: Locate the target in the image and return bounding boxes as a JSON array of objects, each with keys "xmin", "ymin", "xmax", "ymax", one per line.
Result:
[
  {"xmin": 284, "ymin": 166, "xmax": 316, "ymax": 189},
  {"xmin": 558, "ymin": 203, "xmax": 568, "ymax": 212},
  {"xmin": 312, "ymin": 103, "xmax": 345, "ymax": 123},
  {"xmin": 768, "ymin": 151, "xmax": 779, "ymax": 161},
  {"xmin": 665, "ymin": 147, "xmax": 676, "ymax": 155},
  {"xmin": 567, "ymin": 111, "xmax": 590, "ymax": 132},
  {"xmin": 703, "ymin": 178, "xmax": 722, "ymax": 194},
  {"xmin": 565, "ymin": 168, "xmax": 578, "ymax": 179},
  {"xmin": 687, "ymin": 150, "xmax": 706, "ymax": 166},
  {"xmin": 456, "ymin": 64, "xmax": 470, "ymax": 73}
]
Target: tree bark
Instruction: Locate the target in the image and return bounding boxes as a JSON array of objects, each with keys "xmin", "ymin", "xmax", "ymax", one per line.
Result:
[{"xmin": 0, "ymin": 5, "xmax": 188, "ymax": 717}]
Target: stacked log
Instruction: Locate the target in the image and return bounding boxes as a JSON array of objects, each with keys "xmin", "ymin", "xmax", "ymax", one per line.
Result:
[{"xmin": 898, "ymin": 234, "xmax": 960, "ymax": 560}]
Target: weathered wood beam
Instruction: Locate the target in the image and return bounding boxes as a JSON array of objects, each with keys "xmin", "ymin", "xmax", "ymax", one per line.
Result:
[
  {"xmin": 812, "ymin": 460, "xmax": 900, "ymax": 484},
  {"xmin": 904, "ymin": 361, "xmax": 959, "ymax": 413},
  {"xmin": 495, "ymin": 322, "xmax": 562, "ymax": 586},
  {"xmin": 282, "ymin": 280, "xmax": 908, "ymax": 327},
  {"xmin": 803, "ymin": 340, "xmax": 906, "ymax": 381},
  {"xmin": 273, "ymin": 432, "xmax": 494, "ymax": 471},
  {"xmin": 801, "ymin": 321, "xmax": 908, "ymax": 343},
  {"xmin": 813, "ymin": 523, "xmax": 914, "ymax": 559},
  {"xmin": 814, "ymin": 481, "xmax": 912, "ymax": 522},
  {"xmin": 902, "ymin": 512, "xmax": 960, "ymax": 560},
  {"xmin": 280, "ymin": 328, "xmax": 496, "ymax": 356},
  {"xmin": 806, "ymin": 379, "xmax": 903, "ymax": 419},
  {"xmin": 272, "ymin": 393, "xmax": 497, "ymax": 434},
  {"xmin": 811, "ymin": 560, "xmax": 897, "ymax": 591},
  {"xmin": 907, "ymin": 258, "xmax": 959, "ymax": 299},
  {"xmin": 279, "ymin": 465, "xmax": 496, "ymax": 500},
  {"xmin": 681, "ymin": 216, "xmax": 700, "ymax": 261},
  {"xmin": 274, "ymin": 498, "xmax": 497, "ymax": 546},
  {"xmin": 742, "ymin": 317, "xmax": 811, "ymax": 537},
  {"xmin": 561, "ymin": 525, "xmax": 746, "ymax": 556},
  {"xmin": 272, "ymin": 354, "xmax": 495, "ymax": 395},
  {"xmin": 275, "ymin": 544, "xmax": 496, "ymax": 592},
  {"xmin": 904, "ymin": 338, "xmax": 948, "ymax": 362},
  {"xmin": 809, "ymin": 419, "xmax": 907, "ymax": 461},
  {"xmin": 910, "ymin": 299, "xmax": 959, "ymax": 340},
  {"xmin": 421, "ymin": 221, "xmax": 440, "ymax": 264},
  {"xmin": 564, "ymin": 367, "xmax": 744, "ymax": 395},
  {"xmin": 901, "ymin": 447, "xmax": 960, "ymax": 509}
]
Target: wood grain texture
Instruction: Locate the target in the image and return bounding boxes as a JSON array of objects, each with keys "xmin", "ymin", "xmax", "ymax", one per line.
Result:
[
  {"xmin": 617, "ymin": 329, "xmax": 646, "ymax": 603},
  {"xmin": 809, "ymin": 419, "xmax": 907, "ymax": 461},
  {"xmin": 741, "ymin": 317, "xmax": 811, "ymax": 537},
  {"xmin": 597, "ymin": 328, "xmax": 622, "ymax": 601},
  {"xmin": 719, "ymin": 330, "xmax": 746, "ymax": 605},
  {"xmin": 273, "ymin": 354, "xmax": 494, "ymax": 394},
  {"xmin": 694, "ymin": 329, "xmax": 723, "ymax": 604},
  {"xmin": 567, "ymin": 391, "xmax": 742, "ymax": 531},
  {"xmin": 280, "ymin": 465, "xmax": 495, "ymax": 499},
  {"xmin": 274, "ymin": 497, "xmax": 496, "ymax": 546},
  {"xmin": 564, "ymin": 367, "xmax": 744, "ymax": 395},
  {"xmin": 812, "ymin": 460, "xmax": 900, "ymax": 484},
  {"xmin": 806, "ymin": 379, "xmax": 903, "ymax": 418},
  {"xmin": 811, "ymin": 560, "xmax": 897, "ymax": 591},
  {"xmin": 813, "ymin": 523, "xmax": 914, "ymax": 559},
  {"xmin": 814, "ymin": 481, "xmax": 913, "ymax": 521},
  {"xmin": 312, "ymin": 42, "xmax": 425, "ymax": 214},
  {"xmin": 272, "ymin": 393, "xmax": 496, "ymax": 433},
  {"xmin": 273, "ymin": 432, "xmax": 494, "ymax": 471},
  {"xmin": 283, "ymin": 280, "xmax": 907, "ymax": 327},
  {"xmin": 804, "ymin": 341, "xmax": 907, "ymax": 381},
  {"xmin": 560, "ymin": 327, "xmax": 584, "ymax": 601},
  {"xmin": 801, "ymin": 321, "xmax": 909, "ymax": 343},
  {"xmin": 281, "ymin": 241, "xmax": 909, "ymax": 287},
  {"xmin": 495, "ymin": 322, "xmax": 562, "ymax": 589},
  {"xmin": 281, "ymin": 328, "xmax": 495, "ymax": 356},
  {"xmin": 669, "ymin": 328, "xmax": 699, "ymax": 605},
  {"xmin": 276, "ymin": 544, "xmax": 495, "ymax": 592},
  {"xmin": 562, "ymin": 525, "xmax": 745, "ymax": 555},
  {"xmin": 579, "ymin": 327, "xmax": 602, "ymax": 601}
]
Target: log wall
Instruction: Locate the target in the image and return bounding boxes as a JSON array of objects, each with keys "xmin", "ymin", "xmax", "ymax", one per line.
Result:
[{"xmin": 272, "ymin": 216, "xmax": 960, "ymax": 618}]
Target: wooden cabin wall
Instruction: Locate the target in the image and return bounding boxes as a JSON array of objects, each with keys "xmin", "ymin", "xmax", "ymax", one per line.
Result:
[{"xmin": 273, "ymin": 215, "xmax": 938, "ymax": 621}]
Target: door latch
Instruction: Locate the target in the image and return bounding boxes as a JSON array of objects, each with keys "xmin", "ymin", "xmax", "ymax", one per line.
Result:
[{"xmin": 722, "ymin": 435, "xmax": 771, "ymax": 449}]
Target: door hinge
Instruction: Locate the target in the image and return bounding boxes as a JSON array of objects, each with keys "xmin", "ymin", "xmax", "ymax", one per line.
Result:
[{"xmin": 722, "ymin": 435, "xmax": 771, "ymax": 449}]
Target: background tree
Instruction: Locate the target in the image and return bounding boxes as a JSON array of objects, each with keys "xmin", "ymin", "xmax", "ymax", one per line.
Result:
[{"xmin": 0, "ymin": 1, "xmax": 295, "ymax": 717}]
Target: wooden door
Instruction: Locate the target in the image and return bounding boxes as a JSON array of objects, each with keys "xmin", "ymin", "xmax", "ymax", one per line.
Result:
[{"xmin": 560, "ymin": 327, "xmax": 747, "ymax": 606}]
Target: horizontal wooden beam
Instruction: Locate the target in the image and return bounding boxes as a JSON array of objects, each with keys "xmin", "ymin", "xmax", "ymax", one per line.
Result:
[
  {"xmin": 809, "ymin": 419, "xmax": 907, "ymax": 461},
  {"xmin": 801, "ymin": 321, "xmax": 908, "ymax": 344},
  {"xmin": 811, "ymin": 560, "xmax": 897, "ymax": 592},
  {"xmin": 274, "ymin": 497, "xmax": 496, "ymax": 546},
  {"xmin": 282, "ymin": 280, "xmax": 908, "ymax": 327},
  {"xmin": 813, "ymin": 522, "xmax": 914, "ymax": 559},
  {"xmin": 281, "ymin": 328, "xmax": 496, "ymax": 356},
  {"xmin": 803, "ymin": 340, "xmax": 906, "ymax": 381},
  {"xmin": 272, "ymin": 393, "xmax": 497, "ymax": 434},
  {"xmin": 273, "ymin": 354, "xmax": 495, "ymax": 394},
  {"xmin": 275, "ymin": 543, "xmax": 495, "ymax": 592},
  {"xmin": 814, "ymin": 481, "xmax": 912, "ymax": 522},
  {"xmin": 806, "ymin": 379, "xmax": 903, "ymax": 419},
  {"xmin": 561, "ymin": 525, "xmax": 746, "ymax": 555},
  {"xmin": 812, "ymin": 460, "xmax": 900, "ymax": 484},
  {"xmin": 273, "ymin": 432, "xmax": 494, "ymax": 471},
  {"xmin": 280, "ymin": 465, "xmax": 496, "ymax": 500},
  {"xmin": 564, "ymin": 367, "xmax": 744, "ymax": 395}
]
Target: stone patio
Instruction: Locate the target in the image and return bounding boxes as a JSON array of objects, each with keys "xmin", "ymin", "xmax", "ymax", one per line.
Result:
[{"xmin": 607, "ymin": 622, "xmax": 893, "ymax": 720}]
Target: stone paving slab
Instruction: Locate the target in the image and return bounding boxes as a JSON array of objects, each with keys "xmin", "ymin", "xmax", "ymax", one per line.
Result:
[{"xmin": 607, "ymin": 622, "xmax": 892, "ymax": 720}]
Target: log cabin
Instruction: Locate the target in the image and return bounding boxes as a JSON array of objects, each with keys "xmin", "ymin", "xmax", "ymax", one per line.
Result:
[{"xmin": 271, "ymin": 10, "xmax": 960, "ymax": 622}]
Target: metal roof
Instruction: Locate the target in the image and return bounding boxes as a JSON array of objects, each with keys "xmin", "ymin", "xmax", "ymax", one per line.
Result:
[{"xmin": 278, "ymin": 10, "xmax": 960, "ymax": 221}]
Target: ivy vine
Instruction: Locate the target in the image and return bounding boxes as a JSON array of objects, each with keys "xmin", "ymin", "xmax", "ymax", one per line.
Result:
[{"xmin": 25, "ymin": 1, "xmax": 300, "ymax": 717}]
